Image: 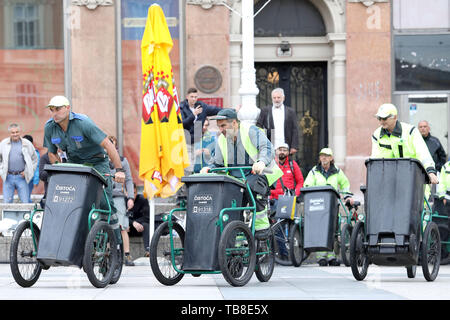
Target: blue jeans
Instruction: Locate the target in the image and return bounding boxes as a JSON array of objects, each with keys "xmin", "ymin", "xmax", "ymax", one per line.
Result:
[{"xmin": 3, "ymin": 174, "xmax": 30, "ymax": 203}]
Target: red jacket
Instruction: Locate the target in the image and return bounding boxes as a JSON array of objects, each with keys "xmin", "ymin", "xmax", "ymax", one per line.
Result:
[{"xmin": 270, "ymin": 156, "xmax": 304, "ymax": 200}]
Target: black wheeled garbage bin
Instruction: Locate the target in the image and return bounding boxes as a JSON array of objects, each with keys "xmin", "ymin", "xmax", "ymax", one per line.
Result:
[
  {"xmin": 301, "ymin": 185, "xmax": 340, "ymax": 252},
  {"xmin": 37, "ymin": 163, "xmax": 107, "ymax": 268},
  {"xmin": 181, "ymin": 173, "xmax": 246, "ymax": 271},
  {"xmin": 365, "ymin": 158, "xmax": 429, "ymax": 266}
]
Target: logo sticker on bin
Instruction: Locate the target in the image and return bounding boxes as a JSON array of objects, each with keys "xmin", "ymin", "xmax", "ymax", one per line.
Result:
[
  {"xmin": 192, "ymin": 194, "xmax": 213, "ymax": 214},
  {"xmin": 52, "ymin": 184, "xmax": 76, "ymax": 203},
  {"xmin": 309, "ymin": 197, "xmax": 325, "ymax": 211}
]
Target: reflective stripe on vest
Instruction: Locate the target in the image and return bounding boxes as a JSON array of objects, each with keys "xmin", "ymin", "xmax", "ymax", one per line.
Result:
[{"xmin": 217, "ymin": 123, "xmax": 283, "ymax": 186}]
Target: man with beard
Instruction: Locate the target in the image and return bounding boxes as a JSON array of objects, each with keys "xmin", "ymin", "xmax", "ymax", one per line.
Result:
[{"xmin": 303, "ymin": 148, "xmax": 353, "ymax": 266}]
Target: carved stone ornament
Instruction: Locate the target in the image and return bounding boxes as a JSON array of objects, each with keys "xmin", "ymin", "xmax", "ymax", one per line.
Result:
[
  {"xmin": 300, "ymin": 111, "xmax": 318, "ymax": 136},
  {"xmin": 187, "ymin": 0, "xmax": 235, "ymax": 10},
  {"xmin": 347, "ymin": 0, "xmax": 388, "ymax": 7},
  {"xmin": 72, "ymin": 0, "xmax": 113, "ymax": 10},
  {"xmin": 324, "ymin": 0, "xmax": 345, "ymax": 15}
]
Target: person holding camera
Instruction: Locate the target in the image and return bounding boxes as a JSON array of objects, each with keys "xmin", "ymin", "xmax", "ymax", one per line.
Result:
[
  {"xmin": 108, "ymin": 136, "xmax": 135, "ymax": 266},
  {"xmin": 179, "ymin": 87, "xmax": 222, "ymax": 175}
]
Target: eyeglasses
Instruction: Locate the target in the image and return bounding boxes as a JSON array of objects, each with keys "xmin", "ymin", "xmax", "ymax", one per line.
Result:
[{"xmin": 377, "ymin": 115, "xmax": 393, "ymax": 121}]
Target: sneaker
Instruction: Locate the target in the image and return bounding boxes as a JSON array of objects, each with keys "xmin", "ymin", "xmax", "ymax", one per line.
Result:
[
  {"xmin": 144, "ymin": 251, "xmax": 150, "ymax": 257},
  {"xmin": 124, "ymin": 254, "xmax": 135, "ymax": 266},
  {"xmin": 318, "ymin": 258, "xmax": 328, "ymax": 266},
  {"xmin": 328, "ymin": 258, "xmax": 340, "ymax": 266}
]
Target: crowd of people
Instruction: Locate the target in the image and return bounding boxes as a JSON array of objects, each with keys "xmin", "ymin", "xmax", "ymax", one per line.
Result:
[{"xmin": 0, "ymin": 87, "xmax": 447, "ymax": 267}]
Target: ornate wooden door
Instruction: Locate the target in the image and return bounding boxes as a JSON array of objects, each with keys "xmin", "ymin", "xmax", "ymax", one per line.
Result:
[{"xmin": 255, "ymin": 62, "xmax": 328, "ymax": 176}]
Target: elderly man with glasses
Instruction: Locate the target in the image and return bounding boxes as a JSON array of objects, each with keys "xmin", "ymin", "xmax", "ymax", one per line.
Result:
[{"xmin": 371, "ymin": 103, "xmax": 438, "ymax": 185}]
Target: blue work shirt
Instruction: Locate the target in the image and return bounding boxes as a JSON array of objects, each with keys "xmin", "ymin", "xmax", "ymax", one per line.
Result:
[{"xmin": 43, "ymin": 112, "xmax": 107, "ymax": 165}]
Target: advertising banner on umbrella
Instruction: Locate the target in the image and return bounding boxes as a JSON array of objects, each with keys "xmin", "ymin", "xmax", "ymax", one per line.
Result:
[{"xmin": 139, "ymin": 3, "xmax": 188, "ymax": 199}]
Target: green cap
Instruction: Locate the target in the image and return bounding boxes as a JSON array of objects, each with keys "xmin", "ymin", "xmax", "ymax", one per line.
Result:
[{"xmin": 210, "ymin": 108, "xmax": 238, "ymax": 120}]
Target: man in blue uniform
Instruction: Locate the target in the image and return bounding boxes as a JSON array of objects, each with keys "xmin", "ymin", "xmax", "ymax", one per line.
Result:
[{"xmin": 43, "ymin": 95, "xmax": 125, "ymax": 241}]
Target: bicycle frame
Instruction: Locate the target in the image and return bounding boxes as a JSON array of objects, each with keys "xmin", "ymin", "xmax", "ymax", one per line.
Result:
[{"xmin": 162, "ymin": 166, "xmax": 265, "ymax": 276}]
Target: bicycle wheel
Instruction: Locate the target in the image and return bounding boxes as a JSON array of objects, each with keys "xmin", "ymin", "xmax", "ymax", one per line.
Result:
[
  {"xmin": 340, "ymin": 223, "xmax": 352, "ymax": 267},
  {"xmin": 149, "ymin": 221, "xmax": 185, "ymax": 286},
  {"xmin": 83, "ymin": 221, "xmax": 119, "ymax": 288},
  {"xmin": 10, "ymin": 221, "xmax": 42, "ymax": 287},
  {"xmin": 289, "ymin": 222, "xmax": 304, "ymax": 267},
  {"xmin": 218, "ymin": 221, "xmax": 256, "ymax": 287},
  {"xmin": 350, "ymin": 221, "xmax": 369, "ymax": 281},
  {"xmin": 421, "ymin": 222, "xmax": 441, "ymax": 281},
  {"xmin": 271, "ymin": 219, "xmax": 292, "ymax": 266},
  {"xmin": 255, "ymin": 228, "xmax": 275, "ymax": 282}
]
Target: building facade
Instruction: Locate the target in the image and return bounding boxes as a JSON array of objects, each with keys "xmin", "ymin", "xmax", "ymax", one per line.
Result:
[{"xmin": 0, "ymin": 0, "xmax": 449, "ymax": 199}]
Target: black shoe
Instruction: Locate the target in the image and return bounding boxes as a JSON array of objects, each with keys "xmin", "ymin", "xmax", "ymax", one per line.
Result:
[
  {"xmin": 255, "ymin": 228, "xmax": 270, "ymax": 241},
  {"xmin": 318, "ymin": 258, "xmax": 328, "ymax": 266},
  {"xmin": 328, "ymin": 258, "xmax": 340, "ymax": 266}
]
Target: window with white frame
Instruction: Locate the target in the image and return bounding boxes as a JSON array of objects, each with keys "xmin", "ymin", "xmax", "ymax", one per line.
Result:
[{"xmin": 13, "ymin": 3, "xmax": 40, "ymax": 48}]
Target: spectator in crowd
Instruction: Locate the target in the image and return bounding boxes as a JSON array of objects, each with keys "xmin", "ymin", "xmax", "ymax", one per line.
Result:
[
  {"xmin": 108, "ymin": 136, "xmax": 135, "ymax": 266},
  {"xmin": 256, "ymin": 88, "xmax": 300, "ymax": 156},
  {"xmin": 179, "ymin": 87, "xmax": 221, "ymax": 174},
  {"xmin": 193, "ymin": 118, "xmax": 217, "ymax": 173},
  {"xmin": 418, "ymin": 120, "xmax": 446, "ymax": 172},
  {"xmin": 0, "ymin": 124, "xmax": 38, "ymax": 203},
  {"xmin": 23, "ymin": 134, "xmax": 40, "ymax": 202},
  {"xmin": 128, "ymin": 183, "xmax": 150, "ymax": 257},
  {"xmin": 270, "ymin": 142, "xmax": 304, "ymax": 207}
]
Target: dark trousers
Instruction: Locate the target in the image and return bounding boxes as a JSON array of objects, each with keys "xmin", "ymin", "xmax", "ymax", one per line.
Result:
[{"xmin": 129, "ymin": 221, "xmax": 150, "ymax": 251}]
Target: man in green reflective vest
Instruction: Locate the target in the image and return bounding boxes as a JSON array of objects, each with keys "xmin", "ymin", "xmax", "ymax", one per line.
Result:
[
  {"xmin": 304, "ymin": 147, "xmax": 354, "ymax": 266},
  {"xmin": 200, "ymin": 108, "xmax": 283, "ymax": 238},
  {"xmin": 371, "ymin": 103, "xmax": 438, "ymax": 185}
]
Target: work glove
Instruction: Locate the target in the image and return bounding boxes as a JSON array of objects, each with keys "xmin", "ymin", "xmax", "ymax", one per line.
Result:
[
  {"xmin": 252, "ymin": 161, "xmax": 266, "ymax": 175},
  {"xmin": 200, "ymin": 167, "xmax": 210, "ymax": 174}
]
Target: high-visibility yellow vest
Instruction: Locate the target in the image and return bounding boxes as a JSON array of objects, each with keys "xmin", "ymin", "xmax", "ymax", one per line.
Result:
[{"xmin": 217, "ymin": 123, "xmax": 283, "ymax": 186}]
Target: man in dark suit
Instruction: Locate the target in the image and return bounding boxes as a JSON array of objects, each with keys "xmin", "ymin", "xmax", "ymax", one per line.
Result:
[{"xmin": 256, "ymin": 88, "xmax": 299, "ymax": 155}]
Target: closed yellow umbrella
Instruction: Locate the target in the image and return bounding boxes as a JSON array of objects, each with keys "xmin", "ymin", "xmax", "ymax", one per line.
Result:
[{"xmin": 139, "ymin": 4, "xmax": 188, "ymax": 199}]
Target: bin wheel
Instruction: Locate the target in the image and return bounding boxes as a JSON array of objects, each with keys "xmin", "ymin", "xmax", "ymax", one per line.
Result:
[
  {"xmin": 255, "ymin": 228, "xmax": 275, "ymax": 282},
  {"xmin": 10, "ymin": 221, "xmax": 42, "ymax": 287},
  {"xmin": 406, "ymin": 265, "xmax": 416, "ymax": 278},
  {"xmin": 421, "ymin": 222, "xmax": 441, "ymax": 281},
  {"xmin": 289, "ymin": 222, "xmax": 304, "ymax": 267},
  {"xmin": 340, "ymin": 224, "xmax": 352, "ymax": 267},
  {"xmin": 109, "ymin": 242, "xmax": 123, "ymax": 285},
  {"xmin": 350, "ymin": 221, "xmax": 369, "ymax": 281},
  {"xmin": 149, "ymin": 221, "xmax": 185, "ymax": 286},
  {"xmin": 83, "ymin": 221, "xmax": 119, "ymax": 288},
  {"xmin": 270, "ymin": 219, "xmax": 292, "ymax": 266},
  {"xmin": 218, "ymin": 221, "xmax": 256, "ymax": 287}
]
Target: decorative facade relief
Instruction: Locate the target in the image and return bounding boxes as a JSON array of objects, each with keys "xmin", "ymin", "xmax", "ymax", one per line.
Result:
[
  {"xmin": 325, "ymin": 0, "xmax": 345, "ymax": 15},
  {"xmin": 187, "ymin": 0, "xmax": 237, "ymax": 10},
  {"xmin": 72, "ymin": 0, "xmax": 113, "ymax": 10},
  {"xmin": 347, "ymin": 0, "xmax": 388, "ymax": 7}
]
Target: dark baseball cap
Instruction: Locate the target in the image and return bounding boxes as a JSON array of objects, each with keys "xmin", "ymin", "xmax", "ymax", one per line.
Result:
[{"xmin": 210, "ymin": 108, "xmax": 238, "ymax": 120}]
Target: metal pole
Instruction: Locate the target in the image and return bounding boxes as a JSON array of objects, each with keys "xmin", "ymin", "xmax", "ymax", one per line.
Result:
[
  {"xmin": 115, "ymin": 0, "xmax": 124, "ymax": 154},
  {"xmin": 63, "ymin": 0, "xmax": 72, "ymax": 101}
]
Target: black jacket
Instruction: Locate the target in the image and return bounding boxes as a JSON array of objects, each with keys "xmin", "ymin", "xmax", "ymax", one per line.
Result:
[
  {"xmin": 180, "ymin": 100, "xmax": 221, "ymax": 145},
  {"xmin": 129, "ymin": 194, "xmax": 149, "ymax": 225},
  {"xmin": 256, "ymin": 105, "xmax": 299, "ymax": 150},
  {"xmin": 423, "ymin": 134, "xmax": 447, "ymax": 172}
]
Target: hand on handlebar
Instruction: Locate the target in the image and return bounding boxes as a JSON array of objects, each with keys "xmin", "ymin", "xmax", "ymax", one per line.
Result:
[
  {"xmin": 200, "ymin": 167, "xmax": 210, "ymax": 174},
  {"xmin": 428, "ymin": 172, "xmax": 438, "ymax": 185},
  {"xmin": 252, "ymin": 161, "xmax": 266, "ymax": 175},
  {"xmin": 114, "ymin": 171, "xmax": 125, "ymax": 183}
]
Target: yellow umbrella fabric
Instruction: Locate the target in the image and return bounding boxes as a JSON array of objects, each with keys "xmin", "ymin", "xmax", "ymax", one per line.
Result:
[{"xmin": 139, "ymin": 4, "xmax": 189, "ymax": 199}]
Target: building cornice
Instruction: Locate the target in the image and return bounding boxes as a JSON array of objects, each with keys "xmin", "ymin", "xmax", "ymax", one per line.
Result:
[{"xmin": 72, "ymin": 0, "xmax": 113, "ymax": 10}]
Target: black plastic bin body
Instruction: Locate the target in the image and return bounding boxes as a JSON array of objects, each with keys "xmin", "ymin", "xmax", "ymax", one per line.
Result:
[
  {"xmin": 181, "ymin": 174, "xmax": 246, "ymax": 271},
  {"xmin": 301, "ymin": 185, "xmax": 340, "ymax": 252},
  {"xmin": 365, "ymin": 158, "xmax": 429, "ymax": 266},
  {"xmin": 37, "ymin": 164, "xmax": 107, "ymax": 268}
]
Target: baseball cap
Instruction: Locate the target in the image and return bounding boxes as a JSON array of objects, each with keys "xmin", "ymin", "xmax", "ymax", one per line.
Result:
[
  {"xmin": 275, "ymin": 142, "xmax": 289, "ymax": 150},
  {"xmin": 319, "ymin": 147, "xmax": 333, "ymax": 156},
  {"xmin": 47, "ymin": 95, "xmax": 70, "ymax": 108},
  {"xmin": 375, "ymin": 103, "xmax": 397, "ymax": 118},
  {"xmin": 210, "ymin": 108, "xmax": 238, "ymax": 120}
]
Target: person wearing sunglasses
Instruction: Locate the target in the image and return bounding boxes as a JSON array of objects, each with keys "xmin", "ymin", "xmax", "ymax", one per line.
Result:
[{"xmin": 371, "ymin": 103, "xmax": 438, "ymax": 185}]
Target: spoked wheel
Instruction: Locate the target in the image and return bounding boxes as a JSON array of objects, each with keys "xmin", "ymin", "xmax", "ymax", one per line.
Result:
[
  {"xmin": 149, "ymin": 221, "xmax": 185, "ymax": 286},
  {"xmin": 83, "ymin": 221, "xmax": 119, "ymax": 288},
  {"xmin": 289, "ymin": 222, "xmax": 304, "ymax": 267},
  {"xmin": 255, "ymin": 229, "xmax": 275, "ymax": 282},
  {"xmin": 350, "ymin": 221, "xmax": 369, "ymax": 281},
  {"xmin": 10, "ymin": 221, "xmax": 42, "ymax": 287},
  {"xmin": 218, "ymin": 221, "xmax": 256, "ymax": 287},
  {"xmin": 421, "ymin": 222, "xmax": 441, "ymax": 281},
  {"xmin": 340, "ymin": 224, "xmax": 352, "ymax": 267},
  {"xmin": 109, "ymin": 242, "xmax": 123, "ymax": 285},
  {"xmin": 271, "ymin": 219, "xmax": 292, "ymax": 266}
]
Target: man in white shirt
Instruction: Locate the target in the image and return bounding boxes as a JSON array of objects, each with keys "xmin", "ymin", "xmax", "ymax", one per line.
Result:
[{"xmin": 257, "ymin": 88, "xmax": 300, "ymax": 155}]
